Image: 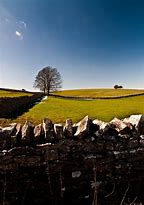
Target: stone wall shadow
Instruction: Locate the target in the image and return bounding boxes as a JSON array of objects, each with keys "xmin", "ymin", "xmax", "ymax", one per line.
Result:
[{"xmin": 0, "ymin": 94, "xmax": 44, "ymax": 120}]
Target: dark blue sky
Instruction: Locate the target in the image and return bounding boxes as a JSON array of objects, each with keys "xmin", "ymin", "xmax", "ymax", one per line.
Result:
[{"xmin": 0, "ymin": 0, "xmax": 144, "ymax": 90}]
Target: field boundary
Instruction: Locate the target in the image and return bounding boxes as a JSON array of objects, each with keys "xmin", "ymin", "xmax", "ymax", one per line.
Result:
[
  {"xmin": 0, "ymin": 87, "xmax": 39, "ymax": 94},
  {"xmin": 0, "ymin": 93, "xmax": 44, "ymax": 118},
  {"xmin": 50, "ymin": 92, "xmax": 144, "ymax": 100}
]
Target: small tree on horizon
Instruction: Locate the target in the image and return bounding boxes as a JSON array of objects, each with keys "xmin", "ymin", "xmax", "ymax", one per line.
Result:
[
  {"xmin": 114, "ymin": 85, "xmax": 119, "ymax": 89},
  {"xmin": 114, "ymin": 85, "xmax": 123, "ymax": 89},
  {"xmin": 34, "ymin": 66, "xmax": 62, "ymax": 95}
]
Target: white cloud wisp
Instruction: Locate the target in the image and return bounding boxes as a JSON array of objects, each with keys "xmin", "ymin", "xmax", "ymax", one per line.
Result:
[
  {"xmin": 0, "ymin": 5, "xmax": 27, "ymax": 40},
  {"xmin": 15, "ymin": 30, "xmax": 23, "ymax": 40}
]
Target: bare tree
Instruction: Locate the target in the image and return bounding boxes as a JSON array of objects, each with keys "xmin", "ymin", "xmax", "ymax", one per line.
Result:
[{"xmin": 34, "ymin": 66, "xmax": 62, "ymax": 95}]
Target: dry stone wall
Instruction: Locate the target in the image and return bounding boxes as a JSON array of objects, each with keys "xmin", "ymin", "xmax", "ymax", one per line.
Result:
[
  {"xmin": 0, "ymin": 114, "xmax": 144, "ymax": 204},
  {"xmin": 0, "ymin": 114, "xmax": 144, "ymax": 150},
  {"xmin": 0, "ymin": 93, "xmax": 43, "ymax": 118}
]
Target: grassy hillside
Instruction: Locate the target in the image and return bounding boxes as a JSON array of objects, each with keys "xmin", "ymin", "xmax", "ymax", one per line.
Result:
[
  {"xmin": 14, "ymin": 95, "xmax": 144, "ymax": 125},
  {"xmin": 0, "ymin": 89, "xmax": 33, "ymax": 97},
  {"xmin": 53, "ymin": 89, "xmax": 144, "ymax": 98},
  {"xmin": 1, "ymin": 88, "xmax": 144, "ymax": 126}
]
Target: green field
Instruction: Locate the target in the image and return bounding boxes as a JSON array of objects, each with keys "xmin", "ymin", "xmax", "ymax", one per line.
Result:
[
  {"xmin": 1, "ymin": 88, "xmax": 144, "ymax": 126},
  {"xmin": 0, "ymin": 90, "xmax": 32, "ymax": 97},
  {"xmin": 14, "ymin": 94, "xmax": 144, "ymax": 125},
  {"xmin": 53, "ymin": 89, "xmax": 144, "ymax": 98}
]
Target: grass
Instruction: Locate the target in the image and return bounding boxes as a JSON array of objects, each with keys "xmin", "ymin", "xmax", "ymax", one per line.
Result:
[
  {"xmin": 12, "ymin": 95, "xmax": 144, "ymax": 125},
  {"xmin": 53, "ymin": 88, "xmax": 144, "ymax": 98},
  {"xmin": 1, "ymin": 88, "xmax": 144, "ymax": 126},
  {"xmin": 0, "ymin": 90, "xmax": 32, "ymax": 97}
]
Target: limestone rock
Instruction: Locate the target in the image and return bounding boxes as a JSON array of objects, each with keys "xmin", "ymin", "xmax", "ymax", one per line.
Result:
[
  {"xmin": 102, "ymin": 124, "xmax": 118, "ymax": 139},
  {"xmin": 54, "ymin": 124, "xmax": 64, "ymax": 140},
  {"xmin": 93, "ymin": 121, "xmax": 110, "ymax": 138},
  {"xmin": 11, "ymin": 123, "xmax": 22, "ymax": 147},
  {"xmin": 2, "ymin": 123, "xmax": 17, "ymax": 135},
  {"xmin": 34, "ymin": 124, "xmax": 43, "ymax": 143},
  {"xmin": 21, "ymin": 121, "xmax": 34, "ymax": 145},
  {"xmin": 63, "ymin": 119, "xmax": 73, "ymax": 138},
  {"xmin": 0, "ymin": 133, "xmax": 10, "ymax": 150},
  {"xmin": 72, "ymin": 171, "xmax": 81, "ymax": 178},
  {"xmin": 43, "ymin": 118, "xmax": 55, "ymax": 143},
  {"xmin": 74, "ymin": 116, "xmax": 98, "ymax": 138},
  {"xmin": 110, "ymin": 117, "xmax": 131, "ymax": 134},
  {"xmin": 74, "ymin": 116, "xmax": 90, "ymax": 137},
  {"xmin": 123, "ymin": 114, "xmax": 144, "ymax": 134},
  {"xmin": 140, "ymin": 135, "xmax": 144, "ymax": 148},
  {"xmin": 123, "ymin": 114, "xmax": 142, "ymax": 127},
  {"xmin": 73, "ymin": 124, "xmax": 78, "ymax": 136},
  {"xmin": 0, "ymin": 124, "xmax": 17, "ymax": 150},
  {"xmin": 93, "ymin": 119, "xmax": 108, "ymax": 130}
]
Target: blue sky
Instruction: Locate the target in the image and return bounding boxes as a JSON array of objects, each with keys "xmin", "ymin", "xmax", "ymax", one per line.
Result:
[{"xmin": 0, "ymin": 0, "xmax": 144, "ymax": 90}]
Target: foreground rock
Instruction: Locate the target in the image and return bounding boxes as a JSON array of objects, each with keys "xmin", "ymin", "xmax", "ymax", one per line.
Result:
[
  {"xmin": 21, "ymin": 121, "xmax": 34, "ymax": 145},
  {"xmin": 110, "ymin": 117, "xmax": 131, "ymax": 134},
  {"xmin": 63, "ymin": 119, "xmax": 73, "ymax": 138},
  {"xmin": 75, "ymin": 116, "xmax": 99, "ymax": 138},
  {"xmin": 0, "ymin": 123, "xmax": 17, "ymax": 150},
  {"xmin": 11, "ymin": 123, "xmax": 22, "ymax": 147},
  {"xmin": 43, "ymin": 118, "xmax": 55, "ymax": 143},
  {"xmin": 54, "ymin": 124, "xmax": 64, "ymax": 140},
  {"xmin": 123, "ymin": 114, "xmax": 144, "ymax": 134},
  {"xmin": 34, "ymin": 123, "xmax": 43, "ymax": 143}
]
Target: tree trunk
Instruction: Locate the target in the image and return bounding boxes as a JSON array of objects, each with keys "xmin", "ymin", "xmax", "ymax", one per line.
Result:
[{"xmin": 47, "ymin": 87, "xmax": 50, "ymax": 96}]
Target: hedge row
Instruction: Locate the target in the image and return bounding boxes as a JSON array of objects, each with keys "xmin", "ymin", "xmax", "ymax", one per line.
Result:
[{"xmin": 0, "ymin": 93, "xmax": 44, "ymax": 118}]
